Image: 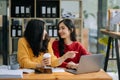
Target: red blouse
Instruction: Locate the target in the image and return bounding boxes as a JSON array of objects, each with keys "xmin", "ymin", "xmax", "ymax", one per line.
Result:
[{"xmin": 52, "ymin": 40, "xmax": 90, "ymax": 68}]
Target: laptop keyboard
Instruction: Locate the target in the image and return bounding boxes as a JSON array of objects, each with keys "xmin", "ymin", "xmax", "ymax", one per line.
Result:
[{"xmin": 66, "ymin": 69, "xmax": 77, "ymax": 72}]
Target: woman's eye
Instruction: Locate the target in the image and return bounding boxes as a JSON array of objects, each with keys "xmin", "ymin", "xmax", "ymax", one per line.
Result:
[{"xmin": 63, "ymin": 27, "xmax": 65, "ymax": 29}]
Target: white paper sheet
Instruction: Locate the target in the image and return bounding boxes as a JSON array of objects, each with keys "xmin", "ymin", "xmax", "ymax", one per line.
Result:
[{"xmin": 52, "ymin": 68, "xmax": 65, "ymax": 72}]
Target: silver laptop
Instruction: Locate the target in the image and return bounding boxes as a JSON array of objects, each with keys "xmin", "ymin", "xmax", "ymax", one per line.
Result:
[{"xmin": 65, "ymin": 54, "xmax": 104, "ymax": 74}]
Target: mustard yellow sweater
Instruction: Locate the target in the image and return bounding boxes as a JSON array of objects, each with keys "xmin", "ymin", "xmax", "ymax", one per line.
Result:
[{"xmin": 17, "ymin": 37, "xmax": 59, "ymax": 68}]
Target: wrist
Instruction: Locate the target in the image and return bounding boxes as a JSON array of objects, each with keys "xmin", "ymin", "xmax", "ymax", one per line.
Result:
[
  {"xmin": 62, "ymin": 54, "xmax": 67, "ymax": 60},
  {"xmin": 36, "ymin": 63, "xmax": 43, "ymax": 68}
]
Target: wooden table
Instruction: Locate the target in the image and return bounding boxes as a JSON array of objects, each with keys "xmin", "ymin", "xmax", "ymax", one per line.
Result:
[
  {"xmin": 54, "ymin": 69, "xmax": 112, "ymax": 80},
  {"xmin": 0, "ymin": 69, "xmax": 112, "ymax": 80},
  {"xmin": 100, "ymin": 29, "xmax": 120, "ymax": 80}
]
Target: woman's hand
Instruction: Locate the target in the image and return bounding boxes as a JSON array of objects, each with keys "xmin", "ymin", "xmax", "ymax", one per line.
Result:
[
  {"xmin": 42, "ymin": 57, "xmax": 51, "ymax": 66},
  {"xmin": 64, "ymin": 51, "xmax": 78, "ymax": 59},
  {"xmin": 36, "ymin": 58, "xmax": 51, "ymax": 68},
  {"xmin": 66, "ymin": 61, "xmax": 79, "ymax": 69},
  {"xmin": 58, "ymin": 51, "xmax": 78, "ymax": 66}
]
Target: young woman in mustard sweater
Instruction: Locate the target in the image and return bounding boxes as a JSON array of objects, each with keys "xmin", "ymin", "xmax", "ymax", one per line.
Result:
[{"xmin": 17, "ymin": 19, "xmax": 76, "ymax": 69}]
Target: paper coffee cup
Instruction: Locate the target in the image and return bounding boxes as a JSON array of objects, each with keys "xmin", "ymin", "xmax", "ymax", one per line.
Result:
[{"xmin": 43, "ymin": 53, "xmax": 51, "ymax": 67}]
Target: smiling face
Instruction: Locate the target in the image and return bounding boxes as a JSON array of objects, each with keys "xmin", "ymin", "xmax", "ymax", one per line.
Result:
[{"xmin": 58, "ymin": 22, "xmax": 71, "ymax": 39}]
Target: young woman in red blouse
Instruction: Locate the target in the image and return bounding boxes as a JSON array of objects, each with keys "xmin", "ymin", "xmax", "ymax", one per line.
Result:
[{"xmin": 52, "ymin": 19, "xmax": 90, "ymax": 69}]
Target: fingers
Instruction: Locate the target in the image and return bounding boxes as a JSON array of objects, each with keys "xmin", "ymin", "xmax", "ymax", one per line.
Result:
[
  {"xmin": 43, "ymin": 58, "xmax": 51, "ymax": 66},
  {"xmin": 63, "ymin": 51, "xmax": 78, "ymax": 59},
  {"xmin": 67, "ymin": 63, "xmax": 78, "ymax": 69},
  {"xmin": 69, "ymin": 51, "xmax": 78, "ymax": 54},
  {"xmin": 66, "ymin": 64, "xmax": 72, "ymax": 68},
  {"xmin": 67, "ymin": 64, "xmax": 75, "ymax": 69},
  {"xmin": 68, "ymin": 51, "xmax": 77, "ymax": 58}
]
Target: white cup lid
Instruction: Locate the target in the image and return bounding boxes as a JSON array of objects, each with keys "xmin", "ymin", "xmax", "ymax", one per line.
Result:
[{"xmin": 43, "ymin": 53, "xmax": 51, "ymax": 58}]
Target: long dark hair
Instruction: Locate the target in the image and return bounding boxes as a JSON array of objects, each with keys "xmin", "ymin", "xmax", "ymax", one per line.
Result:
[
  {"xmin": 24, "ymin": 19, "xmax": 49, "ymax": 57},
  {"xmin": 57, "ymin": 19, "xmax": 77, "ymax": 56}
]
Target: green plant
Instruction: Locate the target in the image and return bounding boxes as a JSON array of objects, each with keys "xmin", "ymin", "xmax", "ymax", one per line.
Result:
[
  {"xmin": 98, "ymin": 36, "xmax": 108, "ymax": 46},
  {"xmin": 98, "ymin": 36, "xmax": 113, "ymax": 56}
]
